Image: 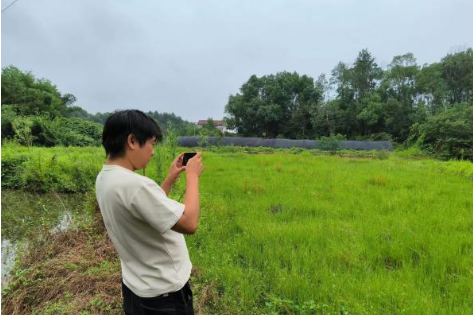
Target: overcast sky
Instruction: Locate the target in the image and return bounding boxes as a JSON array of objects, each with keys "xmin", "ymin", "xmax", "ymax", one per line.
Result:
[{"xmin": 1, "ymin": 0, "xmax": 472, "ymax": 123}]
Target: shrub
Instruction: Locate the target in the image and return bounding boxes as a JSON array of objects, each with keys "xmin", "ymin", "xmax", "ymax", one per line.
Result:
[
  {"xmin": 1, "ymin": 105, "xmax": 17, "ymax": 140},
  {"xmin": 409, "ymin": 104, "xmax": 473, "ymax": 160},
  {"xmin": 11, "ymin": 116, "xmax": 34, "ymax": 147},
  {"xmin": 3, "ymin": 115, "xmax": 103, "ymax": 147},
  {"xmin": 318, "ymin": 134, "xmax": 346, "ymax": 154}
]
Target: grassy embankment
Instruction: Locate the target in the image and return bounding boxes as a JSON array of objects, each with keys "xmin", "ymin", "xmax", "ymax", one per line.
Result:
[{"xmin": 2, "ymin": 143, "xmax": 473, "ymax": 314}]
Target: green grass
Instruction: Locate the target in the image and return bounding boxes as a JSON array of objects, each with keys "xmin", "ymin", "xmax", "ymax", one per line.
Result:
[
  {"xmin": 2, "ymin": 144, "xmax": 473, "ymax": 314},
  {"xmin": 185, "ymin": 152, "xmax": 473, "ymax": 314}
]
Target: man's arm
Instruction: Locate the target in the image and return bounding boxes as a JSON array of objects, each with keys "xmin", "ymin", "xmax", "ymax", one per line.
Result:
[
  {"xmin": 161, "ymin": 176, "xmax": 175, "ymax": 196},
  {"xmin": 172, "ymin": 153, "xmax": 203, "ymax": 235},
  {"xmin": 161, "ymin": 153, "xmax": 185, "ymax": 196},
  {"xmin": 171, "ymin": 174, "xmax": 199, "ymax": 234}
]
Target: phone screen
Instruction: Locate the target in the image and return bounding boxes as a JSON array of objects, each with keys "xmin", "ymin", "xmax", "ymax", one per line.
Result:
[{"xmin": 182, "ymin": 152, "xmax": 197, "ymax": 166}]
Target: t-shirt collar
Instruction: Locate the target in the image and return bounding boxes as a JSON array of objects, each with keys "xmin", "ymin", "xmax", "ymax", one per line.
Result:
[{"xmin": 102, "ymin": 164, "xmax": 135, "ymax": 173}]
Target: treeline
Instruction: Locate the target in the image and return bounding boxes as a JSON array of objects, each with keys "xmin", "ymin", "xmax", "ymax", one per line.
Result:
[
  {"xmin": 225, "ymin": 49, "xmax": 473, "ymax": 159},
  {"xmin": 2, "ymin": 46, "xmax": 473, "ymax": 161},
  {"xmin": 68, "ymin": 107, "xmax": 197, "ymax": 135},
  {"xmin": 1, "ymin": 66, "xmax": 199, "ymax": 146}
]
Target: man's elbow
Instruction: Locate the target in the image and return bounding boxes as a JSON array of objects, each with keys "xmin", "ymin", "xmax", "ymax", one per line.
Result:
[
  {"xmin": 172, "ymin": 215, "xmax": 198, "ymax": 235},
  {"xmin": 186, "ymin": 223, "xmax": 198, "ymax": 235}
]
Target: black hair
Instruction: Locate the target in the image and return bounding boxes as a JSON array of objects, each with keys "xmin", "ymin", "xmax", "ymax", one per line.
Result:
[{"xmin": 102, "ymin": 109, "xmax": 163, "ymax": 159}]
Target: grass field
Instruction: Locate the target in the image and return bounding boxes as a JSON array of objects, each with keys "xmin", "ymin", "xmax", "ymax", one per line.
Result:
[
  {"xmin": 189, "ymin": 151, "xmax": 473, "ymax": 314},
  {"xmin": 2, "ymin": 144, "xmax": 473, "ymax": 314}
]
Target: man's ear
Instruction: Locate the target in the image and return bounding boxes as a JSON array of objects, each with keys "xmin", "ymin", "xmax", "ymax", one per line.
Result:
[{"xmin": 127, "ymin": 134, "xmax": 137, "ymax": 150}]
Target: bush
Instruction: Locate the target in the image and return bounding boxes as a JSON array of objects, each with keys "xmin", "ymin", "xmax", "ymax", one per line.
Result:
[
  {"xmin": 318, "ymin": 134, "xmax": 346, "ymax": 154},
  {"xmin": 2, "ymin": 114, "xmax": 103, "ymax": 147},
  {"xmin": 11, "ymin": 116, "xmax": 34, "ymax": 147},
  {"xmin": 1, "ymin": 105, "xmax": 17, "ymax": 140},
  {"xmin": 0, "ymin": 145, "xmax": 103, "ymax": 193},
  {"xmin": 1, "ymin": 155, "xmax": 29, "ymax": 189},
  {"xmin": 409, "ymin": 104, "xmax": 473, "ymax": 160}
]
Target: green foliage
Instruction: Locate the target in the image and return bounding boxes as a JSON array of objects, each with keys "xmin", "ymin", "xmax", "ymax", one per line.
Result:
[
  {"xmin": 1, "ymin": 145, "xmax": 102, "ymax": 192},
  {"xmin": 1, "ymin": 66, "xmax": 76, "ymax": 117},
  {"xmin": 11, "ymin": 116, "xmax": 34, "ymax": 147},
  {"xmin": 164, "ymin": 122, "xmax": 179, "ymax": 158},
  {"xmin": 154, "ymin": 123, "xmax": 181, "ymax": 183},
  {"xmin": 68, "ymin": 110, "xmax": 197, "ymax": 136},
  {"xmin": 201, "ymin": 118, "xmax": 222, "ymax": 136},
  {"xmin": 4, "ymin": 46, "xmax": 473, "ymax": 162},
  {"xmin": 225, "ymin": 71, "xmax": 323, "ymax": 139},
  {"xmin": 441, "ymin": 48, "xmax": 473, "ymax": 104},
  {"xmin": 409, "ymin": 104, "xmax": 473, "ymax": 160},
  {"xmin": 2, "ymin": 104, "xmax": 102, "ymax": 147},
  {"xmin": 1, "ymin": 105, "xmax": 17, "ymax": 139},
  {"xmin": 318, "ymin": 134, "xmax": 346, "ymax": 154},
  {"xmin": 225, "ymin": 47, "xmax": 473, "ymax": 159},
  {"xmin": 197, "ymin": 129, "xmax": 210, "ymax": 148},
  {"xmin": 146, "ymin": 111, "xmax": 196, "ymax": 136},
  {"xmin": 154, "ymin": 144, "xmax": 167, "ymax": 184},
  {"xmin": 195, "ymin": 119, "xmax": 224, "ymax": 149},
  {"xmin": 35, "ymin": 116, "xmax": 103, "ymax": 147}
]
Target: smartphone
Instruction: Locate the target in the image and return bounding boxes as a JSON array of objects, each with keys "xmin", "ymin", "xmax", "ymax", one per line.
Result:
[{"xmin": 182, "ymin": 152, "xmax": 197, "ymax": 166}]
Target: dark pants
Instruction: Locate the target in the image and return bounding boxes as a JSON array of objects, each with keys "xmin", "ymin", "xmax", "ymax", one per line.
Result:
[{"xmin": 122, "ymin": 281, "xmax": 194, "ymax": 315}]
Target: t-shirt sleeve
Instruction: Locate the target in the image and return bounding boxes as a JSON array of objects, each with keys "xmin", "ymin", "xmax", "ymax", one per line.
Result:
[{"xmin": 129, "ymin": 181, "xmax": 185, "ymax": 234}]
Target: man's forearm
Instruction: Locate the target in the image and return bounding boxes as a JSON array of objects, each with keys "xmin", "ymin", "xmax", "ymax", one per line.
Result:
[
  {"xmin": 161, "ymin": 176, "xmax": 175, "ymax": 196},
  {"xmin": 184, "ymin": 175, "xmax": 200, "ymax": 229}
]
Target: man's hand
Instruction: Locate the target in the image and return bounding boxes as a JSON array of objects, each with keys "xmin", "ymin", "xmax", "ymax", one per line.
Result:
[
  {"xmin": 161, "ymin": 153, "xmax": 186, "ymax": 195},
  {"xmin": 186, "ymin": 152, "xmax": 204, "ymax": 179},
  {"xmin": 172, "ymin": 152, "xmax": 203, "ymax": 234},
  {"xmin": 167, "ymin": 153, "xmax": 186, "ymax": 182}
]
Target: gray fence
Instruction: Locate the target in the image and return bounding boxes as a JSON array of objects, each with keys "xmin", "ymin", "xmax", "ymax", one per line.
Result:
[{"xmin": 178, "ymin": 137, "xmax": 393, "ymax": 151}]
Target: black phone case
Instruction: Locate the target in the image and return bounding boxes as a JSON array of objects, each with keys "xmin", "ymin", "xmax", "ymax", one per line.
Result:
[{"xmin": 183, "ymin": 153, "xmax": 197, "ymax": 166}]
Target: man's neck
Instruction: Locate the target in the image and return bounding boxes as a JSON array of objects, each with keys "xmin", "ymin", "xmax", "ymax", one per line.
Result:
[{"xmin": 105, "ymin": 157, "xmax": 135, "ymax": 171}]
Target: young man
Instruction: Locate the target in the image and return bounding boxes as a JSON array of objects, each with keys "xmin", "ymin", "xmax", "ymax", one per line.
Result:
[{"xmin": 95, "ymin": 110, "xmax": 203, "ymax": 315}]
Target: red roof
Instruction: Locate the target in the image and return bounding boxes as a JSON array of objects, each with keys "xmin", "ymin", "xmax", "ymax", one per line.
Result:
[{"xmin": 197, "ymin": 120, "xmax": 224, "ymax": 126}]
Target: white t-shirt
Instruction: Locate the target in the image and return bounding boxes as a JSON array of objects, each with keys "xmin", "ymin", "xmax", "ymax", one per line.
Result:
[{"xmin": 95, "ymin": 164, "xmax": 192, "ymax": 297}]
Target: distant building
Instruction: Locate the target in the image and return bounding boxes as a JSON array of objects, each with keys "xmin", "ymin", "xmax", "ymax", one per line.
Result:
[{"xmin": 197, "ymin": 119, "xmax": 227, "ymax": 132}]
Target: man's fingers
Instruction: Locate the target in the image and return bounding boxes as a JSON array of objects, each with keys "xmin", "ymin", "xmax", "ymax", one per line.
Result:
[
  {"xmin": 189, "ymin": 152, "xmax": 201, "ymax": 161},
  {"xmin": 173, "ymin": 153, "xmax": 185, "ymax": 166}
]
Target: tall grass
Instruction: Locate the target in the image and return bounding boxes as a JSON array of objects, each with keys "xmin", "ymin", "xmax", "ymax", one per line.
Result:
[{"xmin": 184, "ymin": 152, "xmax": 473, "ymax": 314}]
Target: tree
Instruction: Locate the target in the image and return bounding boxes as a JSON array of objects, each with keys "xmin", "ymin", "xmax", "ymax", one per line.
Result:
[
  {"xmin": 416, "ymin": 62, "xmax": 449, "ymax": 114},
  {"xmin": 146, "ymin": 111, "xmax": 196, "ymax": 136},
  {"xmin": 1, "ymin": 66, "xmax": 76, "ymax": 117},
  {"xmin": 441, "ymin": 48, "xmax": 473, "ymax": 104},
  {"xmin": 416, "ymin": 49, "xmax": 473, "ymax": 114},
  {"xmin": 352, "ymin": 49, "xmax": 383, "ymax": 102},
  {"xmin": 225, "ymin": 72, "xmax": 323, "ymax": 138},
  {"xmin": 329, "ymin": 49, "xmax": 383, "ymax": 137},
  {"xmin": 357, "ymin": 92, "xmax": 384, "ymax": 136},
  {"xmin": 379, "ymin": 53, "xmax": 420, "ymax": 141},
  {"xmin": 1, "ymin": 105, "xmax": 17, "ymax": 140}
]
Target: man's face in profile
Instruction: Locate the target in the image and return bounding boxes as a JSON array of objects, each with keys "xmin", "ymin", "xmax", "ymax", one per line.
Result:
[{"xmin": 130, "ymin": 136, "xmax": 156, "ymax": 170}]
